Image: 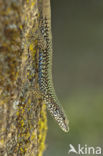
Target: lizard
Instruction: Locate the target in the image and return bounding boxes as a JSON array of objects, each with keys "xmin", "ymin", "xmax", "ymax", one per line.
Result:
[{"xmin": 36, "ymin": 0, "xmax": 69, "ymax": 132}]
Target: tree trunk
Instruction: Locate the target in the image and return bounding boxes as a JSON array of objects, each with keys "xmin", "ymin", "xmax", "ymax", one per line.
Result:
[{"xmin": 0, "ymin": 0, "xmax": 47, "ymax": 155}]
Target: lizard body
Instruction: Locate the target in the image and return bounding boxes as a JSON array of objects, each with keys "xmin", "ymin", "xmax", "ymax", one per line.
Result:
[{"xmin": 36, "ymin": 0, "xmax": 69, "ymax": 132}]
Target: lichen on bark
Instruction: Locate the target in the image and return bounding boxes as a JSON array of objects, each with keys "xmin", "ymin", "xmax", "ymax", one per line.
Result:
[{"xmin": 0, "ymin": 0, "xmax": 47, "ymax": 155}]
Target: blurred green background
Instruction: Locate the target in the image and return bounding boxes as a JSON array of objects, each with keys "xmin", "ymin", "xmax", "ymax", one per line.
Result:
[{"xmin": 44, "ymin": 1, "xmax": 103, "ymax": 156}]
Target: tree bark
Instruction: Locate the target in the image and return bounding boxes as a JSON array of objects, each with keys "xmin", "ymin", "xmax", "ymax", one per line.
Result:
[{"xmin": 0, "ymin": 0, "xmax": 47, "ymax": 155}]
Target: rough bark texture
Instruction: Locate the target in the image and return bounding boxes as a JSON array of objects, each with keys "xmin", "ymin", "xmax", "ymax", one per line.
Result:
[{"xmin": 0, "ymin": 0, "xmax": 47, "ymax": 155}]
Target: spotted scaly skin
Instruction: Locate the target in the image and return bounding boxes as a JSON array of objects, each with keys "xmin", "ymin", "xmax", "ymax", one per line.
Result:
[{"xmin": 37, "ymin": 0, "xmax": 69, "ymax": 132}]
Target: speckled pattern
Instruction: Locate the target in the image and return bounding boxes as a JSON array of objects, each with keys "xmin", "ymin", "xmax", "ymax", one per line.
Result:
[{"xmin": 37, "ymin": 1, "xmax": 69, "ymax": 132}]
